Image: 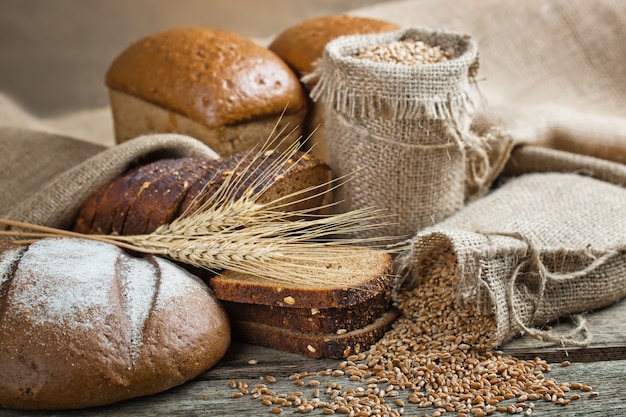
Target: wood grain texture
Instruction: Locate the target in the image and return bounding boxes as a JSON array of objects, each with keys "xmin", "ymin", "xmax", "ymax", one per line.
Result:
[
  {"xmin": 502, "ymin": 295, "xmax": 626, "ymax": 362},
  {"xmin": 1, "ymin": 297, "xmax": 625, "ymax": 416}
]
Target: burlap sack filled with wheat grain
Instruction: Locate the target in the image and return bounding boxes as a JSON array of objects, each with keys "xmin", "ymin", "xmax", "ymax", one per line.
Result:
[
  {"xmin": 0, "ymin": 128, "xmax": 218, "ymax": 230},
  {"xmin": 399, "ymin": 149, "xmax": 626, "ymax": 349},
  {"xmin": 307, "ymin": 27, "xmax": 512, "ymax": 243}
]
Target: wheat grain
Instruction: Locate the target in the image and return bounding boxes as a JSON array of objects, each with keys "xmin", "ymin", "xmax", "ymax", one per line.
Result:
[{"xmin": 230, "ymin": 246, "xmax": 595, "ymax": 415}]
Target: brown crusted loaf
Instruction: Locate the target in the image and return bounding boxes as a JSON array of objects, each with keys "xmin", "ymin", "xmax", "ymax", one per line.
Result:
[
  {"xmin": 209, "ymin": 248, "xmax": 394, "ymax": 309},
  {"xmin": 268, "ymin": 15, "xmax": 400, "ymax": 162},
  {"xmin": 232, "ymin": 310, "xmax": 398, "ymax": 359},
  {"xmin": 105, "ymin": 27, "xmax": 308, "ymax": 156},
  {"xmin": 73, "ymin": 150, "xmax": 331, "ymax": 235},
  {"xmin": 0, "ymin": 237, "xmax": 230, "ymax": 410}
]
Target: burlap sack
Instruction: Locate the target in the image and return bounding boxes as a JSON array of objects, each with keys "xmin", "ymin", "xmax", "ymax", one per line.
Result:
[
  {"xmin": 307, "ymin": 27, "xmax": 511, "ymax": 243},
  {"xmin": 398, "ymin": 149, "xmax": 626, "ymax": 348},
  {"xmin": 353, "ymin": 0, "xmax": 626, "ymax": 165},
  {"xmin": 1, "ymin": 129, "xmax": 219, "ymax": 230}
]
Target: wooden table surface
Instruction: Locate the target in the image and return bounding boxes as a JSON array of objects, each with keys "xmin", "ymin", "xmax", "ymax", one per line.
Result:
[{"xmin": 2, "ymin": 297, "xmax": 625, "ymax": 416}]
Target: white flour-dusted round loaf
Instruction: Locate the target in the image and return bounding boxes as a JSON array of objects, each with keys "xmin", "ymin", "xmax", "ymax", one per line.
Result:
[{"xmin": 0, "ymin": 237, "xmax": 230, "ymax": 410}]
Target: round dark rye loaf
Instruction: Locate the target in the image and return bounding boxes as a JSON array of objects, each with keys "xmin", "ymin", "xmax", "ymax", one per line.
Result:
[
  {"xmin": 0, "ymin": 237, "xmax": 230, "ymax": 410},
  {"xmin": 73, "ymin": 150, "xmax": 330, "ymax": 235}
]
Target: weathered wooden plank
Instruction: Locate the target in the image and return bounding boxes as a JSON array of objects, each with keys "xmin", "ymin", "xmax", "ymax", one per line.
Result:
[
  {"xmin": 1, "ymin": 296, "xmax": 623, "ymax": 416},
  {"xmin": 502, "ymin": 296, "xmax": 626, "ymax": 362},
  {"xmin": 0, "ymin": 357, "xmax": 623, "ymax": 416}
]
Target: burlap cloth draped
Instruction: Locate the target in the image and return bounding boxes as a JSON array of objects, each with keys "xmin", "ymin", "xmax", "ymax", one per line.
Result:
[
  {"xmin": 397, "ymin": 147, "xmax": 626, "ymax": 348},
  {"xmin": 0, "ymin": 128, "xmax": 218, "ymax": 230},
  {"xmin": 351, "ymin": 0, "xmax": 626, "ymax": 164}
]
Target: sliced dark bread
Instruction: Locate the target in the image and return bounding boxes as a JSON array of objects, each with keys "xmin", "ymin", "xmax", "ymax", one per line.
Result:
[
  {"xmin": 73, "ymin": 150, "xmax": 331, "ymax": 235},
  {"xmin": 209, "ymin": 248, "xmax": 393, "ymax": 309},
  {"xmin": 221, "ymin": 289, "xmax": 392, "ymax": 334},
  {"xmin": 231, "ymin": 310, "xmax": 399, "ymax": 359}
]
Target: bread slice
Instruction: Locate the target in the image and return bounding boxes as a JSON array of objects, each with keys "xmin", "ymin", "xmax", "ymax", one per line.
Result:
[
  {"xmin": 231, "ymin": 310, "xmax": 398, "ymax": 359},
  {"xmin": 73, "ymin": 150, "xmax": 331, "ymax": 235},
  {"xmin": 105, "ymin": 27, "xmax": 308, "ymax": 156},
  {"xmin": 209, "ymin": 248, "xmax": 394, "ymax": 309},
  {"xmin": 221, "ymin": 289, "xmax": 392, "ymax": 334}
]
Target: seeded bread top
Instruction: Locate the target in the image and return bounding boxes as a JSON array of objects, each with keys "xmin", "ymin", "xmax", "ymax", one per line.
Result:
[
  {"xmin": 209, "ymin": 248, "xmax": 393, "ymax": 309},
  {"xmin": 106, "ymin": 27, "xmax": 307, "ymax": 128},
  {"xmin": 268, "ymin": 15, "xmax": 400, "ymax": 76}
]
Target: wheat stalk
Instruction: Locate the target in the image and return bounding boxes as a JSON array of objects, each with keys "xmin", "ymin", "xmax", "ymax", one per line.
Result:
[{"xmin": 0, "ymin": 128, "xmax": 404, "ymax": 285}]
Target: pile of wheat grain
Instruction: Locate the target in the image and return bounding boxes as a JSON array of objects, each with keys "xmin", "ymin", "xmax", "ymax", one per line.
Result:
[{"xmin": 231, "ymin": 246, "xmax": 596, "ymax": 416}]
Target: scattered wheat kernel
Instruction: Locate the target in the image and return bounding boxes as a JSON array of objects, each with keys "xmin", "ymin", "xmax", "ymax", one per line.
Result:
[
  {"xmin": 266, "ymin": 375, "xmax": 277, "ymax": 383},
  {"xmin": 307, "ymin": 345, "xmax": 317, "ymax": 353},
  {"xmin": 336, "ymin": 406, "xmax": 351, "ymax": 414},
  {"xmin": 229, "ymin": 379, "xmax": 237, "ymax": 389},
  {"xmin": 560, "ymin": 360, "xmax": 571, "ymax": 367},
  {"xmin": 283, "ymin": 296, "xmax": 296, "ymax": 305},
  {"xmin": 336, "ymin": 329, "xmax": 348, "ymax": 335},
  {"xmin": 581, "ymin": 385, "xmax": 593, "ymax": 392},
  {"xmin": 232, "ymin": 392, "xmax": 243, "ymax": 399},
  {"xmin": 248, "ymin": 359, "xmax": 258, "ymax": 365},
  {"xmin": 271, "ymin": 406, "xmax": 282, "ymax": 414},
  {"xmin": 589, "ymin": 392, "xmax": 600, "ymax": 398}
]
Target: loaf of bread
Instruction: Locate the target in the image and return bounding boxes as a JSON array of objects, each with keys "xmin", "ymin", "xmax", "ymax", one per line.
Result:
[
  {"xmin": 0, "ymin": 237, "xmax": 230, "ymax": 410},
  {"xmin": 105, "ymin": 27, "xmax": 308, "ymax": 156},
  {"xmin": 209, "ymin": 247, "xmax": 397, "ymax": 358},
  {"xmin": 268, "ymin": 15, "xmax": 400, "ymax": 162},
  {"xmin": 73, "ymin": 150, "xmax": 331, "ymax": 235}
]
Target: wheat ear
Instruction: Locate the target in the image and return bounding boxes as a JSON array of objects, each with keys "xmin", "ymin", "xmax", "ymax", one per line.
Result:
[{"xmin": 0, "ymin": 129, "xmax": 404, "ymax": 284}]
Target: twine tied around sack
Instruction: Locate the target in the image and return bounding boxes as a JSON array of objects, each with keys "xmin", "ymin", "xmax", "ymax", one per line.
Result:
[{"xmin": 485, "ymin": 232, "xmax": 622, "ymax": 347}]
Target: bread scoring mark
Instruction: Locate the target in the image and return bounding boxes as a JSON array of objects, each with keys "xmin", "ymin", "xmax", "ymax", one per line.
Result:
[
  {"xmin": 116, "ymin": 251, "xmax": 159, "ymax": 366},
  {"xmin": 0, "ymin": 243, "xmax": 26, "ymax": 321}
]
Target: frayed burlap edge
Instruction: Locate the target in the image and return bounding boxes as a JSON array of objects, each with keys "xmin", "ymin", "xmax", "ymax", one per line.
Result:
[
  {"xmin": 4, "ymin": 133, "xmax": 219, "ymax": 230},
  {"xmin": 306, "ymin": 28, "xmax": 480, "ymax": 125}
]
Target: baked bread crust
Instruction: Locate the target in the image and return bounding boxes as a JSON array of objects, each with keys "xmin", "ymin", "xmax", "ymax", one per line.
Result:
[
  {"xmin": 107, "ymin": 90, "xmax": 307, "ymax": 156},
  {"xmin": 268, "ymin": 15, "xmax": 400, "ymax": 76},
  {"xmin": 72, "ymin": 151, "xmax": 331, "ymax": 235},
  {"xmin": 221, "ymin": 289, "xmax": 392, "ymax": 334},
  {"xmin": 0, "ymin": 238, "xmax": 230, "ymax": 410},
  {"xmin": 106, "ymin": 27, "xmax": 307, "ymax": 129}
]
